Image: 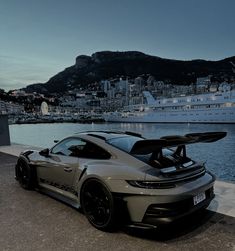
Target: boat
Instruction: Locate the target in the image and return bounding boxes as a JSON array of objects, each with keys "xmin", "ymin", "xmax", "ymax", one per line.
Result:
[{"xmin": 103, "ymin": 84, "xmax": 235, "ymax": 123}]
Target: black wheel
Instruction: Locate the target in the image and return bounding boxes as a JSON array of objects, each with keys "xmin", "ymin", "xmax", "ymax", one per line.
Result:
[
  {"xmin": 15, "ymin": 159, "xmax": 35, "ymax": 190},
  {"xmin": 81, "ymin": 179, "xmax": 116, "ymax": 231}
]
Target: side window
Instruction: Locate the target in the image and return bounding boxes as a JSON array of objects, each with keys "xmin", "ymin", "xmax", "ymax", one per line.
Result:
[
  {"xmin": 81, "ymin": 142, "xmax": 111, "ymax": 159},
  {"xmin": 51, "ymin": 138, "xmax": 110, "ymax": 159},
  {"xmin": 51, "ymin": 138, "xmax": 86, "ymax": 156}
]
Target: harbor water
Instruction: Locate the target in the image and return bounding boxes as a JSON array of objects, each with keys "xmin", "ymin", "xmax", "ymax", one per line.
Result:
[{"xmin": 9, "ymin": 122, "xmax": 235, "ymax": 183}]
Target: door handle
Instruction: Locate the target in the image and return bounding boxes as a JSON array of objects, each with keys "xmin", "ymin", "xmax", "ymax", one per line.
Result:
[{"xmin": 64, "ymin": 167, "xmax": 73, "ymax": 172}]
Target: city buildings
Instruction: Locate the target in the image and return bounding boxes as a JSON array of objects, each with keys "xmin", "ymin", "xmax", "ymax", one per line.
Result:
[{"xmin": 1, "ymin": 75, "xmax": 235, "ymax": 118}]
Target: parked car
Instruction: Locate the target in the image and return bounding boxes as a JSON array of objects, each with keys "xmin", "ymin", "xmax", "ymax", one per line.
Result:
[{"xmin": 15, "ymin": 130, "xmax": 226, "ymax": 231}]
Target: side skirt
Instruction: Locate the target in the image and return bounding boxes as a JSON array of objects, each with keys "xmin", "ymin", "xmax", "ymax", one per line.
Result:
[{"xmin": 37, "ymin": 183, "xmax": 80, "ymax": 209}]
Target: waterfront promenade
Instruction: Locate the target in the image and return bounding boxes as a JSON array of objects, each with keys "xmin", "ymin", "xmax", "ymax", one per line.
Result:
[{"xmin": 0, "ymin": 145, "xmax": 234, "ymax": 250}]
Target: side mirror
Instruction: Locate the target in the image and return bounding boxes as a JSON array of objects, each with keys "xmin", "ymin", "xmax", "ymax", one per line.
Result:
[
  {"xmin": 39, "ymin": 148, "xmax": 50, "ymax": 157},
  {"xmin": 54, "ymin": 140, "xmax": 59, "ymax": 143}
]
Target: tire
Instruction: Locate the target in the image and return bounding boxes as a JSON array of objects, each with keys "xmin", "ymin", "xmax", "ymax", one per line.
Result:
[
  {"xmin": 81, "ymin": 179, "xmax": 116, "ymax": 231},
  {"xmin": 15, "ymin": 159, "xmax": 35, "ymax": 190}
]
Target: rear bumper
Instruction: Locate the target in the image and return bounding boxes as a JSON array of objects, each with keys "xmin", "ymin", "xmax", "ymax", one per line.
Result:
[
  {"xmin": 141, "ymin": 186, "xmax": 214, "ymax": 226},
  {"xmin": 124, "ymin": 186, "xmax": 214, "ymax": 230},
  {"xmin": 117, "ymin": 172, "xmax": 215, "ymax": 226}
]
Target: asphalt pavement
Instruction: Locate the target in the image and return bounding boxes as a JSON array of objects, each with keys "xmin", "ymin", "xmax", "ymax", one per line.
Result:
[{"xmin": 0, "ymin": 152, "xmax": 234, "ymax": 251}]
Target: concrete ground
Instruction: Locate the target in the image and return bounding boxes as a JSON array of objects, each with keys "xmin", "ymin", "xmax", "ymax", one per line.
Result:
[{"xmin": 0, "ymin": 152, "xmax": 234, "ymax": 251}]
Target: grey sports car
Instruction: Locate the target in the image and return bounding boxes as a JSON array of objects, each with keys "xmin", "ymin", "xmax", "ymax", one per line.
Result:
[{"xmin": 15, "ymin": 130, "xmax": 226, "ymax": 231}]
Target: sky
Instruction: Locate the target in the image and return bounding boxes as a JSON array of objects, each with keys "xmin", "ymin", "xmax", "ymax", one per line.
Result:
[{"xmin": 0, "ymin": 0, "xmax": 235, "ymax": 91}]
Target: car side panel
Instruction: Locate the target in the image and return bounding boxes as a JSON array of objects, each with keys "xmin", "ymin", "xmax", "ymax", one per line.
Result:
[{"xmin": 31, "ymin": 152, "xmax": 79, "ymax": 197}]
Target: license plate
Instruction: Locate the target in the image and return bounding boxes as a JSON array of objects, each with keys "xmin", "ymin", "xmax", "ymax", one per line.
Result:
[{"xmin": 193, "ymin": 192, "xmax": 206, "ymax": 205}]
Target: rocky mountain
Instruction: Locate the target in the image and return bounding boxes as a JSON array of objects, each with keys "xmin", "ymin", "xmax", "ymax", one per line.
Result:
[{"xmin": 24, "ymin": 51, "xmax": 235, "ymax": 94}]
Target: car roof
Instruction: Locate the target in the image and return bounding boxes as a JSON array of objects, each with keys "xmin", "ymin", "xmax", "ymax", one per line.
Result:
[{"xmin": 77, "ymin": 131, "xmax": 143, "ymax": 141}]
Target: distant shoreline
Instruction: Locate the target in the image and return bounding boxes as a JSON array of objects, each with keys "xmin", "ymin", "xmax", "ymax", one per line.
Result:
[{"xmin": 9, "ymin": 118, "xmax": 105, "ymax": 125}]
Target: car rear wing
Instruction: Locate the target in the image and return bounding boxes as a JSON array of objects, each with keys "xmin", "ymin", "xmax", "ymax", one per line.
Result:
[{"xmin": 130, "ymin": 131, "xmax": 227, "ymax": 155}]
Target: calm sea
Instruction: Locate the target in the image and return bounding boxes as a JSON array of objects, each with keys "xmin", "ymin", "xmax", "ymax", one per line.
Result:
[{"xmin": 9, "ymin": 123, "xmax": 235, "ymax": 183}]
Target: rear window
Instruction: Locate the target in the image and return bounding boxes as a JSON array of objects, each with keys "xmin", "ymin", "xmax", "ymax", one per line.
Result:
[{"xmin": 107, "ymin": 136, "xmax": 143, "ymax": 152}]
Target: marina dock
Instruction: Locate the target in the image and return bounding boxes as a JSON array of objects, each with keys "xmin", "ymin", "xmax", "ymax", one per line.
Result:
[{"xmin": 0, "ymin": 145, "xmax": 234, "ymax": 250}]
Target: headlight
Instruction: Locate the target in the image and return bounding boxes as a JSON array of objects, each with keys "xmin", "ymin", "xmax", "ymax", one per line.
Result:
[{"xmin": 126, "ymin": 180, "xmax": 176, "ymax": 189}]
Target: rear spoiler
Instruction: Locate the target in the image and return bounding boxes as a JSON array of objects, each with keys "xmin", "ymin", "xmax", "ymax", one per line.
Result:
[{"xmin": 130, "ymin": 131, "xmax": 227, "ymax": 154}]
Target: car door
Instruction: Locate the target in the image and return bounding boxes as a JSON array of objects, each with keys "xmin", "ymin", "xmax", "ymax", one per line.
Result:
[{"xmin": 36, "ymin": 137, "xmax": 86, "ymax": 196}]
